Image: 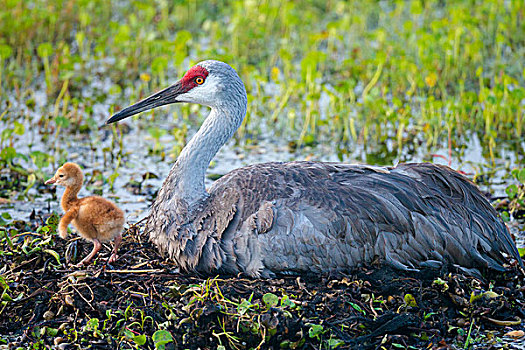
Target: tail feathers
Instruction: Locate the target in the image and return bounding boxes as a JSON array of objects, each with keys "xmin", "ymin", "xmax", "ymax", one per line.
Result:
[{"xmin": 398, "ymin": 163, "xmax": 523, "ymax": 270}]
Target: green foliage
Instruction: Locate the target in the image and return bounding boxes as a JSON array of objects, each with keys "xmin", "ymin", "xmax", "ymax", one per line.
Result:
[
  {"xmin": 500, "ymin": 167, "xmax": 525, "ymax": 219},
  {"xmin": 0, "ymin": 213, "xmax": 61, "ymax": 268},
  {"xmin": 36, "ymin": 43, "xmax": 53, "ymax": 58},
  {"xmin": 152, "ymin": 330, "xmax": 173, "ymax": 349},
  {"xmin": 404, "ymin": 293, "xmax": 418, "ymax": 308},
  {"xmin": 262, "ymin": 292, "xmax": 279, "ymax": 308},
  {"xmin": 308, "ymin": 323, "xmax": 325, "ymax": 339},
  {"xmin": 0, "ymin": 147, "xmax": 16, "ymax": 163},
  {"xmin": 0, "ymin": 44, "xmax": 13, "ymax": 59},
  {"xmin": 0, "ymin": 0, "xmax": 523, "ymax": 155},
  {"xmin": 348, "ymin": 301, "xmax": 366, "ymax": 315}
]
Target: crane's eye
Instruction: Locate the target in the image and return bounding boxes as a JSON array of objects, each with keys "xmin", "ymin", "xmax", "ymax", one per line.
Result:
[{"xmin": 195, "ymin": 77, "xmax": 204, "ymax": 85}]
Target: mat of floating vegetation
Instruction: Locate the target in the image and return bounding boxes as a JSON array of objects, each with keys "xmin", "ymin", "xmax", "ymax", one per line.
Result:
[{"xmin": 1, "ymin": 215, "xmax": 524, "ymax": 350}]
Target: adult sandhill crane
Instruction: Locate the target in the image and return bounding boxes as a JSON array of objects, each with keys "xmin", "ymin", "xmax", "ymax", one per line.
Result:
[{"xmin": 106, "ymin": 60, "xmax": 522, "ymax": 277}]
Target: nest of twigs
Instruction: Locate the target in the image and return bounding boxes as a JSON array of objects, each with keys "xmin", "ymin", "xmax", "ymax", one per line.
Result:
[{"xmin": 1, "ymin": 216, "xmax": 524, "ymax": 349}]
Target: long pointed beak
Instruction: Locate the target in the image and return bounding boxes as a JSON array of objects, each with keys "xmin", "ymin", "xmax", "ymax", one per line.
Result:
[
  {"xmin": 106, "ymin": 80, "xmax": 185, "ymax": 124},
  {"xmin": 45, "ymin": 177, "xmax": 56, "ymax": 185}
]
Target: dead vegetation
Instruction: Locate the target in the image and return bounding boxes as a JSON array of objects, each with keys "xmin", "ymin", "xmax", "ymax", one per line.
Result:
[{"xmin": 1, "ymin": 216, "xmax": 524, "ymax": 349}]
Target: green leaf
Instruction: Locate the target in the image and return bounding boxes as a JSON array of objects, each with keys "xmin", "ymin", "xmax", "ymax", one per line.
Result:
[
  {"xmin": 107, "ymin": 172, "xmax": 119, "ymax": 186},
  {"xmin": 30, "ymin": 151, "xmax": 53, "ymax": 169},
  {"xmin": 124, "ymin": 303, "xmax": 134, "ymax": 320},
  {"xmin": 308, "ymin": 323, "xmax": 324, "ymax": 339},
  {"xmin": 43, "ymin": 249, "xmax": 61, "ymax": 265},
  {"xmin": 0, "ymin": 276, "xmax": 7, "ymax": 289},
  {"xmin": 152, "ymin": 56, "xmax": 169, "ymax": 75},
  {"xmin": 46, "ymin": 327, "xmax": 59, "ymax": 336},
  {"xmin": 114, "ymin": 24, "xmax": 131, "ymax": 44},
  {"xmin": 506, "ymin": 184, "xmax": 518, "ymax": 199},
  {"xmin": 475, "ymin": 66, "xmax": 483, "ymax": 77},
  {"xmin": 326, "ymin": 338, "xmax": 344, "ymax": 348},
  {"xmin": 1, "ymin": 290, "xmax": 13, "ymax": 301},
  {"xmin": 262, "ymin": 293, "xmax": 279, "ymax": 308},
  {"xmin": 55, "ymin": 116, "xmax": 70, "ymax": 128},
  {"xmin": 109, "ymin": 84, "xmax": 122, "ymax": 95},
  {"xmin": 147, "ymin": 127, "xmax": 167, "ymax": 139},
  {"xmin": 281, "ymin": 295, "xmax": 296, "ymax": 308},
  {"xmin": 238, "ymin": 299, "xmax": 255, "ymax": 315},
  {"xmin": 424, "ymin": 312, "xmax": 437, "ymax": 321},
  {"xmin": 32, "ymin": 326, "xmax": 43, "ymax": 338},
  {"xmin": 13, "ymin": 121, "xmax": 25, "ymax": 136},
  {"xmin": 152, "ymin": 330, "xmax": 173, "ymax": 349},
  {"xmin": 348, "ymin": 301, "xmax": 366, "ymax": 315},
  {"xmin": 84, "ymin": 318, "xmax": 99, "ymax": 332},
  {"xmin": 174, "ymin": 30, "xmax": 192, "ymax": 48},
  {"xmin": 0, "ymin": 147, "xmax": 16, "ymax": 162},
  {"xmin": 123, "ymin": 329, "xmax": 134, "ymax": 339},
  {"xmin": 404, "ymin": 294, "xmax": 418, "ymax": 307},
  {"xmin": 37, "ymin": 43, "xmax": 53, "ymax": 58},
  {"xmin": 2, "ymin": 229, "xmax": 14, "ymax": 250},
  {"xmin": 280, "ymin": 340, "xmax": 291, "ymax": 348},
  {"xmin": 518, "ymin": 169, "xmax": 525, "ymax": 184},
  {"xmin": 75, "ymin": 31, "xmax": 85, "ymax": 48},
  {"xmin": 0, "ymin": 44, "xmax": 13, "ymax": 60},
  {"xmin": 1, "ymin": 128, "xmax": 13, "ymax": 142},
  {"xmin": 2, "ymin": 212, "xmax": 12, "ymax": 220},
  {"xmin": 133, "ymin": 334, "xmax": 147, "ymax": 345},
  {"xmin": 46, "ymin": 214, "xmax": 60, "ymax": 227}
]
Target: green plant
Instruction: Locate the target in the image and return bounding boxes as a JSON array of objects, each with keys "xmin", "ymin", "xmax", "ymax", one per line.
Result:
[{"xmin": 504, "ymin": 168, "xmax": 525, "ymax": 217}]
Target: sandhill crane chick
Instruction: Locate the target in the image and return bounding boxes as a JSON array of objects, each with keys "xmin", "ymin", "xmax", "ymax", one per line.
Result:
[{"xmin": 45, "ymin": 163, "xmax": 124, "ymax": 267}]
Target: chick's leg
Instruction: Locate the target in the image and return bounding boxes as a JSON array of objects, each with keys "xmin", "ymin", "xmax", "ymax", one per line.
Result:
[
  {"xmin": 58, "ymin": 207, "xmax": 79, "ymax": 239},
  {"xmin": 108, "ymin": 233, "xmax": 122, "ymax": 264},
  {"xmin": 74, "ymin": 239, "xmax": 102, "ymax": 267}
]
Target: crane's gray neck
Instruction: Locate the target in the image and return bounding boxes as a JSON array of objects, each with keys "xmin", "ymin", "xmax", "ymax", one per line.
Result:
[{"xmin": 164, "ymin": 100, "xmax": 246, "ymax": 207}]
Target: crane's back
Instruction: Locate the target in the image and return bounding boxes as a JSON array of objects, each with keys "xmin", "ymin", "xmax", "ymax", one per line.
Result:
[{"xmin": 190, "ymin": 162, "xmax": 521, "ymax": 277}]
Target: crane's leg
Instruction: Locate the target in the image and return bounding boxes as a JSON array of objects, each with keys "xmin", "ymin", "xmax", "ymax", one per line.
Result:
[
  {"xmin": 74, "ymin": 239, "xmax": 102, "ymax": 268},
  {"xmin": 108, "ymin": 233, "xmax": 122, "ymax": 264}
]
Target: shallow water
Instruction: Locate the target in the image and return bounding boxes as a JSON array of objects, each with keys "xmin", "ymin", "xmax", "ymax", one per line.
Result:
[{"xmin": 2, "ymin": 118, "xmax": 520, "ymax": 214}]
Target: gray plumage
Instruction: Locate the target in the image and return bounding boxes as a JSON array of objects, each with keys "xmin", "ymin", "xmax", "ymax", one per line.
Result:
[
  {"xmin": 106, "ymin": 60, "xmax": 522, "ymax": 278},
  {"xmin": 147, "ymin": 161, "xmax": 521, "ymax": 277}
]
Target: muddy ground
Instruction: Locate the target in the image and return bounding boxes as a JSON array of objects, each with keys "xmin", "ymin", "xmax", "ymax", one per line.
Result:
[{"xmin": 1, "ymin": 213, "xmax": 524, "ymax": 350}]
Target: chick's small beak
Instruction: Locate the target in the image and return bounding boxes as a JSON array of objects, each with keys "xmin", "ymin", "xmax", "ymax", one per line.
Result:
[
  {"xmin": 45, "ymin": 177, "xmax": 56, "ymax": 185},
  {"xmin": 105, "ymin": 80, "xmax": 185, "ymax": 124}
]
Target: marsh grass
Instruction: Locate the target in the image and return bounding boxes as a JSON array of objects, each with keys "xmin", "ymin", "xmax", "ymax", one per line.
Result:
[{"xmin": 0, "ymin": 1, "xmax": 524, "ymax": 164}]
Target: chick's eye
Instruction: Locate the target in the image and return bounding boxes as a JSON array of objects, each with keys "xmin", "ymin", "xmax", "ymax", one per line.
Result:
[
  {"xmin": 59, "ymin": 174, "xmax": 64, "ymax": 178},
  {"xmin": 195, "ymin": 77, "xmax": 204, "ymax": 85}
]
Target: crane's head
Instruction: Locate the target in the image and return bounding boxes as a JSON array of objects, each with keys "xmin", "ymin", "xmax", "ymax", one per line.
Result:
[{"xmin": 106, "ymin": 60, "xmax": 246, "ymax": 124}]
